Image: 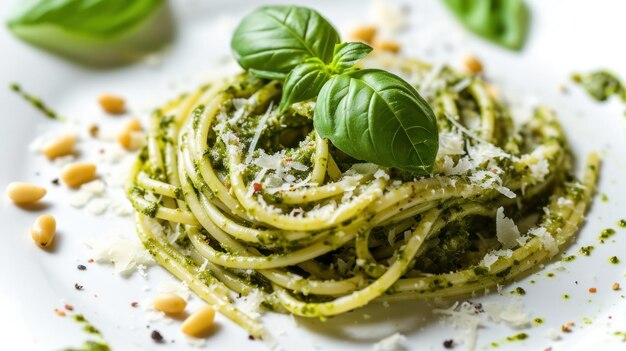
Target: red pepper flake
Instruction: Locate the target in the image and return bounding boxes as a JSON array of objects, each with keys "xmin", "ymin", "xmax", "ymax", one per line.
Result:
[
  {"xmin": 589, "ymin": 287, "xmax": 597, "ymax": 293},
  {"xmin": 253, "ymin": 182, "xmax": 262, "ymax": 193},
  {"xmin": 64, "ymin": 304, "xmax": 74, "ymax": 311},
  {"xmin": 612, "ymin": 282, "xmax": 620, "ymax": 291},
  {"xmin": 561, "ymin": 325, "xmax": 571, "ymax": 333},
  {"xmin": 87, "ymin": 258, "xmax": 94, "ymax": 263},
  {"xmin": 99, "ymin": 148, "xmax": 105, "ymax": 154},
  {"xmin": 131, "ymin": 302, "xmax": 139, "ymax": 308},
  {"xmin": 54, "ymin": 308, "xmax": 66, "ymax": 317},
  {"xmin": 491, "ymin": 169, "xmax": 498, "ymax": 174}
]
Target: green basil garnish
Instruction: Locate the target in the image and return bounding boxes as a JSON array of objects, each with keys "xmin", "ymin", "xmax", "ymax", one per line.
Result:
[
  {"xmin": 231, "ymin": 6, "xmax": 340, "ymax": 80},
  {"xmin": 315, "ymin": 69, "xmax": 438, "ymax": 175},
  {"xmin": 6, "ymin": 0, "xmax": 170, "ymax": 66},
  {"xmin": 443, "ymin": 0, "xmax": 529, "ymax": 50},
  {"xmin": 329, "ymin": 42, "xmax": 373, "ymax": 73},
  {"xmin": 232, "ymin": 5, "xmax": 439, "ymax": 174},
  {"xmin": 279, "ymin": 58, "xmax": 333, "ymax": 112},
  {"xmin": 279, "ymin": 42, "xmax": 373, "ymax": 113}
]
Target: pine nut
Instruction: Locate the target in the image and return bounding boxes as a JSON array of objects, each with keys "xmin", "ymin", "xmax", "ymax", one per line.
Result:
[
  {"xmin": 181, "ymin": 305, "xmax": 215, "ymax": 337},
  {"xmin": 374, "ymin": 39, "xmax": 401, "ymax": 53},
  {"xmin": 349, "ymin": 25, "xmax": 378, "ymax": 43},
  {"xmin": 463, "ymin": 54, "xmax": 483, "ymax": 74},
  {"xmin": 6, "ymin": 182, "xmax": 47, "ymax": 204},
  {"xmin": 98, "ymin": 94, "xmax": 126, "ymax": 115},
  {"xmin": 61, "ymin": 162, "xmax": 97, "ymax": 188},
  {"xmin": 153, "ymin": 293, "xmax": 186, "ymax": 314},
  {"xmin": 32, "ymin": 214, "xmax": 56, "ymax": 248},
  {"xmin": 118, "ymin": 118, "xmax": 144, "ymax": 150},
  {"xmin": 41, "ymin": 134, "xmax": 76, "ymax": 159}
]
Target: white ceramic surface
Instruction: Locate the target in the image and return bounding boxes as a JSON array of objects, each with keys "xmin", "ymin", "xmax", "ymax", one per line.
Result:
[{"xmin": 1, "ymin": 1, "xmax": 626, "ymax": 350}]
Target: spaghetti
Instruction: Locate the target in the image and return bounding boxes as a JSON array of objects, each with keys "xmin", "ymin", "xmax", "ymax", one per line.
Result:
[{"xmin": 126, "ymin": 57, "xmax": 598, "ymax": 338}]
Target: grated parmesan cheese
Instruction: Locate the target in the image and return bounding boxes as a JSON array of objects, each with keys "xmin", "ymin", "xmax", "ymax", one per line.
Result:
[
  {"xmin": 528, "ymin": 227, "xmax": 558, "ymax": 257},
  {"xmin": 86, "ymin": 236, "xmax": 154, "ymax": 275},
  {"xmin": 496, "ymin": 207, "xmax": 521, "ymax": 249},
  {"xmin": 482, "ymin": 301, "xmax": 530, "ymax": 328},
  {"xmin": 433, "ymin": 301, "xmax": 481, "ymax": 351},
  {"xmin": 372, "ymin": 332, "xmax": 407, "ymax": 351}
]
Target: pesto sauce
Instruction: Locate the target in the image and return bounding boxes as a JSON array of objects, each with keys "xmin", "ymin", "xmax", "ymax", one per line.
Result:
[
  {"xmin": 62, "ymin": 314, "xmax": 110, "ymax": 351},
  {"xmin": 609, "ymin": 256, "xmax": 620, "ymax": 264},
  {"xmin": 510, "ymin": 287, "xmax": 526, "ymax": 295},
  {"xmin": 599, "ymin": 228, "xmax": 616, "ymax": 243},
  {"xmin": 618, "ymin": 219, "xmax": 626, "ymax": 228},
  {"xmin": 10, "ymin": 83, "xmax": 63, "ymax": 121},
  {"xmin": 614, "ymin": 331, "xmax": 626, "ymax": 342},
  {"xmin": 505, "ymin": 333, "xmax": 528, "ymax": 341},
  {"xmin": 562, "ymin": 255, "xmax": 576, "ymax": 262},
  {"xmin": 562, "ymin": 294, "xmax": 570, "ymax": 300},
  {"xmin": 533, "ymin": 317, "xmax": 544, "ymax": 325},
  {"xmin": 572, "ymin": 71, "xmax": 626, "ymax": 102},
  {"xmin": 579, "ymin": 245, "xmax": 594, "ymax": 256}
]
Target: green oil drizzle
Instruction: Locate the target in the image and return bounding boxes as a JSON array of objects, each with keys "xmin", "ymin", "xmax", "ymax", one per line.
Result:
[
  {"xmin": 533, "ymin": 317, "xmax": 544, "ymax": 325},
  {"xmin": 9, "ymin": 83, "xmax": 63, "ymax": 121},
  {"xmin": 610, "ymin": 256, "xmax": 620, "ymax": 264},
  {"xmin": 618, "ymin": 219, "xmax": 626, "ymax": 228},
  {"xmin": 562, "ymin": 294, "xmax": 570, "ymax": 300}
]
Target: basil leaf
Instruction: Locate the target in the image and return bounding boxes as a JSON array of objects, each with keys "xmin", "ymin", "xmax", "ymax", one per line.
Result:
[
  {"xmin": 314, "ymin": 69, "xmax": 439, "ymax": 174},
  {"xmin": 279, "ymin": 58, "xmax": 332, "ymax": 112},
  {"xmin": 330, "ymin": 42, "xmax": 373, "ymax": 73},
  {"xmin": 231, "ymin": 5, "xmax": 340, "ymax": 80},
  {"xmin": 443, "ymin": 0, "xmax": 529, "ymax": 50},
  {"xmin": 7, "ymin": 0, "xmax": 170, "ymax": 66}
]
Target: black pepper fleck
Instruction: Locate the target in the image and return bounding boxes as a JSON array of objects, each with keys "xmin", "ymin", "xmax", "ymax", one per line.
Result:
[
  {"xmin": 52, "ymin": 178, "xmax": 60, "ymax": 185},
  {"xmin": 74, "ymin": 283, "xmax": 83, "ymax": 290},
  {"xmin": 151, "ymin": 330, "xmax": 164, "ymax": 343},
  {"xmin": 443, "ymin": 339, "xmax": 454, "ymax": 348},
  {"xmin": 77, "ymin": 264, "xmax": 87, "ymax": 271},
  {"xmin": 248, "ymin": 335, "xmax": 255, "ymax": 340}
]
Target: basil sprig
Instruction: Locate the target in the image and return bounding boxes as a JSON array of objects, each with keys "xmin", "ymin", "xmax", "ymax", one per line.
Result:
[{"xmin": 231, "ymin": 5, "xmax": 439, "ymax": 175}]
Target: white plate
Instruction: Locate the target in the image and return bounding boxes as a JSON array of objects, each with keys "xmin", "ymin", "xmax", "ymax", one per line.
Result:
[{"xmin": 1, "ymin": 0, "xmax": 626, "ymax": 350}]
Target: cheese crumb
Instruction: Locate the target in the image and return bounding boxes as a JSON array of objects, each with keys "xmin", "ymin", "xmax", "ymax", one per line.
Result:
[
  {"xmin": 496, "ymin": 207, "xmax": 520, "ymax": 249},
  {"xmin": 86, "ymin": 236, "xmax": 154, "ymax": 275},
  {"xmin": 372, "ymin": 332, "xmax": 407, "ymax": 351},
  {"xmin": 483, "ymin": 301, "xmax": 530, "ymax": 328},
  {"xmin": 529, "ymin": 227, "xmax": 558, "ymax": 257}
]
